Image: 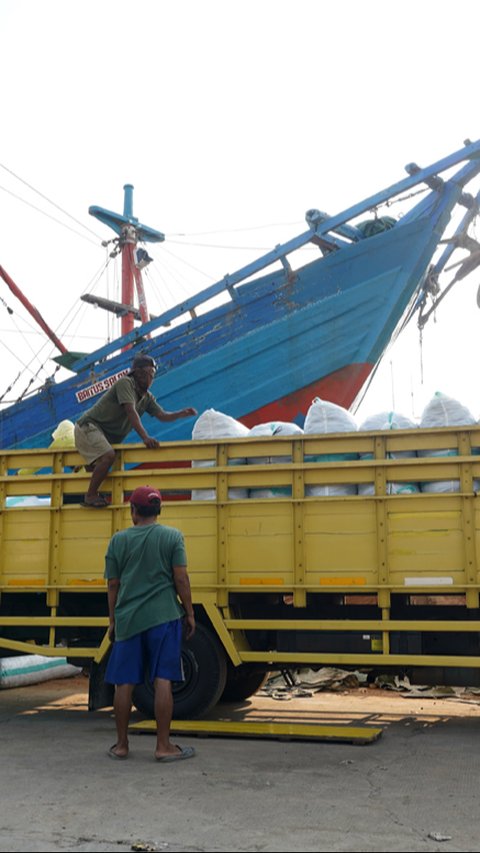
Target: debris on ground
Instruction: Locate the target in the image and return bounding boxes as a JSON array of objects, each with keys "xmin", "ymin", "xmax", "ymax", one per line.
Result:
[
  {"xmin": 427, "ymin": 831, "xmax": 453, "ymax": 842},
  {"xmin": 259, "ymin": 668, "xmax": 480, "ymax": 703},
  {"xmin": 374, "ymin": 673, "xmax": 480, "ymax": 702},
  {"xmin": 259, "ymin": 667, "xmax": 368, "ymax": 699}
]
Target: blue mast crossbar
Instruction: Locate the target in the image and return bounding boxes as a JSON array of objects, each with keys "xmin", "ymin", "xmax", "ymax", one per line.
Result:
[
  {"xmin": 72, "ymin": 140, "xmax": 480, "ymax": 373},
  {"xmin": 89, "ymin": 184, "xmax": 165, "ymax": 243}
]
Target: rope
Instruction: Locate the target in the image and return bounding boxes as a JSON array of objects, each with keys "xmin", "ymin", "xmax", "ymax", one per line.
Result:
[
  {"xmin": 382, "ymin": 186, "xmax": 428, "ymax": 209},
  {"xmin": 0, "ymin": 295, "xmax": 13, "ymax": 315},
  {"xmin": 14, "ymin": 363, "xmax": 62, "ymax": 405},
  {"xmin": 0, "ymin": 369, "xmax": 22, "ymax": 403},
  {"xmin": 0, "ymin": 184, "xmax": 100, "ymax": 248},
  {"xmin": 0, "ymin": 163, "xmax": 103, "ymax": 241}
]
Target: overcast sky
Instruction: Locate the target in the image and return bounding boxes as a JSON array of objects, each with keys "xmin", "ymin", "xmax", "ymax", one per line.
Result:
[{"xmin": 1, "ymin": 0, "xmax": 480, "ymax": 424}]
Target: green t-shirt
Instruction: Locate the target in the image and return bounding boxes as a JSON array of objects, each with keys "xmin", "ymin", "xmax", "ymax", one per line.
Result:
[
  {"xmin": 104, "ymin": 523, "xmax": 187, "ymax": 641},
  {"xmin": 77, "ymin": 375, "xmax": 163, "ymax": 443}
]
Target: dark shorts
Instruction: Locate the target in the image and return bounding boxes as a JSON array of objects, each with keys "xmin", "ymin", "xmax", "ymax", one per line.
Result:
[{"xmin": 105, "ymin": 620, "xmax": 184, "ymax": 685}]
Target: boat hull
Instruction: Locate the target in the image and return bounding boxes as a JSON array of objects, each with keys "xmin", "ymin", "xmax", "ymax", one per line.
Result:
[{"xmin": 0, "ymin": 198, "xmax": 450, "ymax": 449}]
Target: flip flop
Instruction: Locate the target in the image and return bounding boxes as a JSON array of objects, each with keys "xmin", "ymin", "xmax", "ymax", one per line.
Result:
[
  {"xmin": 82, "ymin": 496, "xmax": 109, "ymax": 508},
  {"xmin": 107, "ymin": 744, "xmax": 128, "ymax": 760},
  {"xmin": 155, "ymin": 745, "xmax": 196, "ymax": 763}
]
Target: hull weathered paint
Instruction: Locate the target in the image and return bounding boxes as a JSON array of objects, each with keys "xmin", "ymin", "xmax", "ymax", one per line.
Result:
[{"xmin": 2, "ymin": 141, "xmax": 480, "ymax": 448}]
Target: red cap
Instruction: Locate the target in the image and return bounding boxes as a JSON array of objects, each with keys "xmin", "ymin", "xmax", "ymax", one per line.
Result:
[{"xmin": 129, "ymin": 486, "xmax": 162, "ymax": 507}]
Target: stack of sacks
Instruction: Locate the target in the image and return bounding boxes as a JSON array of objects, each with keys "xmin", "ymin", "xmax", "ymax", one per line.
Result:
[
  {"xmin": 191, "ymin": 409, "xmax": 249, "ymax": 500},
  {"xmin": 419, "ymin": 392, "xmax": 478, "ymax": 493},
  {"xmin": 304, "ymin": 398, "xmax": 358, "ymax": 496},
  {"xmin": 358, "ymin": 411, "xmax": 419, "ymax": 495},
  {"xmin": 247, "ymin": 421, "xmax": 304, "ymax": 498}
]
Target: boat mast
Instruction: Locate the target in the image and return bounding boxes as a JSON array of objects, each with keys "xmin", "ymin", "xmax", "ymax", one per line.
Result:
[{"xmin": 89, "ymin": 185, "xmax": 165, "ymax": 346}]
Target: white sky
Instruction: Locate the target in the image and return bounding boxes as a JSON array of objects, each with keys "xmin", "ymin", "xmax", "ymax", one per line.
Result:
[{"xmin": 1, "ymin": 0, "xmax": 480, "ymax": 426}]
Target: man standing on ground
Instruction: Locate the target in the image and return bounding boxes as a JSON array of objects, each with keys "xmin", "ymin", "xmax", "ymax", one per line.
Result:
[
  {"xmin": 74, "ymin": 354, "xmax": 197, "ymax": 507},
  {"xmin": 104, "ymin": 485, "xmax": 196, "ymax": 762}
]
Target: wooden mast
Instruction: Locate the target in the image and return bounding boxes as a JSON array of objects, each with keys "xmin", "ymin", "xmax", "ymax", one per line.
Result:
[{"xmin": 89, "ymin": 184, "xmax": 165, "ymax": 348}]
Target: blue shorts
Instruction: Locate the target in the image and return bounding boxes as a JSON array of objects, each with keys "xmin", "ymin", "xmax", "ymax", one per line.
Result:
[{"xmin": 105, "ymin": 620, "xmax": 184, "ymax": 685}]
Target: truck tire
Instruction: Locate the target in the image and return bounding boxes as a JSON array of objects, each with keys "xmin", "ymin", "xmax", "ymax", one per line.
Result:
[
  {"xmin": 132, "ymin": 623, "xmax": 228, "ymax": 720},
  {"xmin": 220, "ymin": 665, "xmax": 269, "ymax": 702}
]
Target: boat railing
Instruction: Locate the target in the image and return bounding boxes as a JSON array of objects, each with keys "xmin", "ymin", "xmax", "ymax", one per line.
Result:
[{"xmin": 69, "ymin": 140, "xmax": 480, "ymax": 374}]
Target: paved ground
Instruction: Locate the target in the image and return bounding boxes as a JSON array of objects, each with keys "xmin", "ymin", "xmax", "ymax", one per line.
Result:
[{"xmin": 1, "ymin": 675, "xmax": 480, "ymax": 852}]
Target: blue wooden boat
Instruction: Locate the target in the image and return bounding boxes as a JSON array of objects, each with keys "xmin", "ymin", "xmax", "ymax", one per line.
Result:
[{"xmin": 1, "ymin": 139, "xmax": 480, "ymax": 449}]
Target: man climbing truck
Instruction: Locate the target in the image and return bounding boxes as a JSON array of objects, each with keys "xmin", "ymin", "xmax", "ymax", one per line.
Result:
[{"xmin": 2, "ymin": 423, "xmax": 480, "ymax": 718}]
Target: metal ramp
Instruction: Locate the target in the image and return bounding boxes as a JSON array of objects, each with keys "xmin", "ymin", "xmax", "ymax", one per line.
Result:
[{"xmin": 130, "ymin": 718, "xmax": 382, "ymax": 744}]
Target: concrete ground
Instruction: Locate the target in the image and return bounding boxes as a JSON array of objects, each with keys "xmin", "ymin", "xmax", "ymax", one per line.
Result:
[{"xmin": 1, "ymin": 675, "xmax": 480, "ymax": 853}]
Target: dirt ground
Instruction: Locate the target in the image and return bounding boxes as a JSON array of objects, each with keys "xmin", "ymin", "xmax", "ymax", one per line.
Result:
[{"xmin": 1, "ymin": 674, "xmax": 480, "ymax": 852}]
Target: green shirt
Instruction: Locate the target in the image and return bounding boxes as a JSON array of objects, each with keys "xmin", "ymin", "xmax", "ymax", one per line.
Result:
[
  {"xmin": 77, "ymin": 375, "xmax": 163, "ymax": 444},
  {"xmin": 104, "ymin": 523, "xmax": 187, "ymax": 641}
]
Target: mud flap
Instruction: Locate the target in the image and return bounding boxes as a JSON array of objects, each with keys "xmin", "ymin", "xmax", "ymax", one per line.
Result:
[{"xmin": 88, "ymin": 656, "xmax": 114, "ymax": 711}]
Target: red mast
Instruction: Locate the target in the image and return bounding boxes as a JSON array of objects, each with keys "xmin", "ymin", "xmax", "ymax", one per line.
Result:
[{"xmin": 89, "ymin": 185, "xmax": 165, "ymax": 347}]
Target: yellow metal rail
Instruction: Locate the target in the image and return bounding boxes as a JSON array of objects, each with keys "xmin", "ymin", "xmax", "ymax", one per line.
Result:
[
  {"xmin": 131, "ymin": 718, "xmax": 382, "ymax": 744},
  {"xmin": 2, "ymin": 426, "xmax": 480, "ymax": 669}
]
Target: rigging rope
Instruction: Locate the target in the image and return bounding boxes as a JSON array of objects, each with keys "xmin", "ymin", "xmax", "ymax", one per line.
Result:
[
  {"xmin": 0, "ymin": 254, "xmax": 114, "ymax": 402},
  {"xmin": 15, "ymin": 363, "xmax": 62, "ymax": 405},
  {"xmin": 0, "ymin": 333, "xmax": 40, "ymax": 403},
  {"xmin": 0, "ymin": 163, "xmax": 103, "ymax": 241},
  {"xmin": 166, "ymin": 238, "xmax": 316, "ymax": 252},
  {"xmin": 0, "ymin": 184, "xmax": 100, "ymax": 247},
  {"xmin": 168, "ymin": 220, "xmax": 301, "ymax": 237},
  {"xmin": 382, "ymin": 186, "xmax": 428, "ymax": 209}
]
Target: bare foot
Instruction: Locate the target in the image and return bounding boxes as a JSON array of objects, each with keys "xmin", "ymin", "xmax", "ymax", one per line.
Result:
[
  {"xmin": 155, "ymin": 744, "xmax": 195, "ymax": 762},
  {"xmin": 82, "ymin": 494, "xmax": 109, "ymax": 508},
  {"xmin": 107, "ymin": 743, "xmax": 129, "ymax": 760}
]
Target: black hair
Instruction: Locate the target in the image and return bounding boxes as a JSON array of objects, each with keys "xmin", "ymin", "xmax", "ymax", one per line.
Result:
[
  {"xmin": 131, "ymin": 354, "xmax": 156, "ymax": 370},
  {"xmin": 131, "ymin": 500, "xmax": 161, "ymax": 518}
]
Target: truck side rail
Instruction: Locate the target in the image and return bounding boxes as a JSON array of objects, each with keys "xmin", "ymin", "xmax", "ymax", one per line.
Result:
[{"xmin": 1, "ymin": 425, "xmax": 480, "ymax": 673}]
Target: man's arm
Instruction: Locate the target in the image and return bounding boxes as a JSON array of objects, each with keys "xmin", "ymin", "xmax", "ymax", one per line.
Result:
[
  {"xmin": 122, "ymin": 402, "xmax": 159, "ymax": 448},
  {"xmin": 153, "ymin": 405, "xmax": 197, "ymax": 423},
  {"xmin": 107, "ymin": 577, "xmax": 120, "ymax": 641},
  {"xmin": 173, "ymin": 565, "xmax": 195, "ymax": 640}
]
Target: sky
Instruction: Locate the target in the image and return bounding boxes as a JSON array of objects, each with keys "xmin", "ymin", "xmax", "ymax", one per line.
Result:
[{"xmin": 1, "ymin": 0, "xmax": 480, "ymax": 427}]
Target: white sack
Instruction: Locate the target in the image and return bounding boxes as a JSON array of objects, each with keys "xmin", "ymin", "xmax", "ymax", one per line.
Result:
[
  {"xmin": 247, "ymin": 421, "xmax": 304, "ymax": 498},
  {"xmin": 192, "ymin": 409, "xmax": 249, "ymax": 500},
  {"xmin": 0, "ymin": 655, "xmax": 82, "ymax": 689},
  {"xmin": 358, "ymin": 411, "xmax": 419, "ymax": 495},
  {"xmin": 304, "ymin": 398, "xmax": 358, "ymax": 496},
  {"xmin": 419, "ymin": 392, "xmax": 478, "ymax": 493}
]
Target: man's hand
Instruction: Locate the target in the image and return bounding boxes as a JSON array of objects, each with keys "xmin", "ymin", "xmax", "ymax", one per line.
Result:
[
  {"xmin": 184, "ymin": 614, "xmax": 195, "ymax": 640},
  {"xmin": 181, "ymin": 407, "xmax": 197, "ymax": 417},
  {"xmin": 107, "ymin": 578, "xmax": 120, "ymax": 642},
  {"xmin": 144, "ymin": 435, "xmax": 160, "ymax": 448}
]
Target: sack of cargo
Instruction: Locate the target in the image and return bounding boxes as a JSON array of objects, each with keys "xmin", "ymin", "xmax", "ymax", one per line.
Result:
[
  {"xmin": 418, "ymin": 392, "xmax": 478, "ymax": 493},
  {"xmin": 191, "ymin": 409, "xmax": 249, "ymax": 500},
  {"xmin": 247, "ymin": 421, "xmax": 304, "ymax": 498},
  {"xmin": 304, "ymin": 398, "xmax": 358, "ymax": 496},
  {"xmin": 0, "ymin": 654, "xmax": 82, "ymax": 689},
  {"xmin": 358, "ymin": 411, "xmax": 419, "ymax": 495}
]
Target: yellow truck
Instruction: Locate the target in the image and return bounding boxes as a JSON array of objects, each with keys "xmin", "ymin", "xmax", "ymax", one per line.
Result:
[{"xmin": 2, "ymin": 425, "xmax": 480, "ymax": 718}]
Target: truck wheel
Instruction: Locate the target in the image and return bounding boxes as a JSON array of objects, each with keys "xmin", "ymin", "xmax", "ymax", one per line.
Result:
[
  {"xmin": 220, "ymin": 665, "xmax": 269, "ymax": 702},
  {"xmin": 132, "ymin": 623, "xmax": 227, "ymax": 720}
]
